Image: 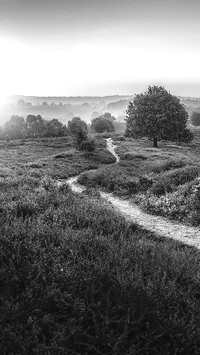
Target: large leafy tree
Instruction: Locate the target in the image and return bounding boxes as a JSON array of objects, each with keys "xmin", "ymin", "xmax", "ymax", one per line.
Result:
[{"xmin": 125, "ymin": 86, "xmax": 193, "ymax": 147}]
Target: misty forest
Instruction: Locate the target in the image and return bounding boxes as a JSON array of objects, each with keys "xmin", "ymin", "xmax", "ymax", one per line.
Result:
[{"xmin": 2, "ymin": 0, "xmax": 200, "ymax": 354}]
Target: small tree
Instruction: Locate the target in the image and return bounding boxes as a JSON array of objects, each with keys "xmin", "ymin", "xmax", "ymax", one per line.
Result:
[
  {"xmin": 68, "ymin": 117, "xmax": 88, "ymax": 147},
  {"xmin": 125, "ymin": 86, "xmax": 193, "ymax": 147},
  {"xmin": 79, "ymin": 138, "xmax": 95, "ymax": 157},
  {"xmin": 24, "ymin": 115, "xmax": 46, "ymax": 138},
  {"xmin": 190, "ymin": 111, "xmax": 200, "ymax": 126},
  {"xmin": 91, "ymin": 114, "xmax": 115, "ymax": 133}
]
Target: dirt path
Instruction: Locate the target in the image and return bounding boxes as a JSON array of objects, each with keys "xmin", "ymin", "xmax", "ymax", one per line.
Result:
[{"xmin": 67, "ymin": 139, "xmax": 200, "ymax": 249}]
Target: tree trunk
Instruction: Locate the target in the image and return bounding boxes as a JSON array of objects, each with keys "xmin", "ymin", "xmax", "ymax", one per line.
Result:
[{"xmin": 153, "ymin": 137, "xmax": 158, "ymax": 147}]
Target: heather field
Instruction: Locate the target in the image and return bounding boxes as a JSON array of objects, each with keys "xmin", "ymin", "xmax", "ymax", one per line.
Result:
[
  {"xmin": 79, "ymin": 127, "xmax": 200, "ymax": 226},
  {"xmin": 1, "ymin": 134, "xmax": 200, "ymax": 354}
]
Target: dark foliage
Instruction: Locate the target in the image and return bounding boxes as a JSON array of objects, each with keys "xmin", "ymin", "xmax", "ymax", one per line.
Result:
[{"xmin": 79, "ymin": 138, "xmax": 95, "ymax": 156}]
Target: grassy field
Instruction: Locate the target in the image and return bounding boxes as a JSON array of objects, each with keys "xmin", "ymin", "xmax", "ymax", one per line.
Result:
[{"xmin": 2, "ymin": 134, "xmax": 200, "ymax": 354}]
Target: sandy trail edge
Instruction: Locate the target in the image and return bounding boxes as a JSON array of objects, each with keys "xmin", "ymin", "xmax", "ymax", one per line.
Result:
[{"xmin": 66, "ymin": 138, "xmax": 200, "ymax": 249}]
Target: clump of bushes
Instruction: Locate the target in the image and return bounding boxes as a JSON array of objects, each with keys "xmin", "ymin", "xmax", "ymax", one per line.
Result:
[
  {"xmin": 135, "ymin": 177, "xmax": 200, "ymax": 225},
  {"xmin": 121, "ymin": 152, "xmax": 147, "ymax": 160},
  {"xmin": 88, "ymin": 148, "xmax": 117, "ymax": 164},
  {"xmin": 151, "ymin": 158, "xmax": 186, "ymax": 173},
  {"xmin": 150, "ymin": 166, "xmax": 199, "ymax": 196},
  {"xmin": 138, "ymin": 173, "xmax": 155, "ymax": 191},
  {"xmin": 78, "ymin": 168, "xmax": 139, "ymax": 194},
  {"xmin": 79, "ymin": 138, "xmax": 95, "ymax": 156}
]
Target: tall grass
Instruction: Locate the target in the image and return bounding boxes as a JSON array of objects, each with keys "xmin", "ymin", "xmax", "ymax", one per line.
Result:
[
  {"xmin": 1, "ymin": 177, "xmax": 200, "ymax": 353},
  {"xmin": 2, "ymin": 136, "xmax": 200, "ymax": 353}
]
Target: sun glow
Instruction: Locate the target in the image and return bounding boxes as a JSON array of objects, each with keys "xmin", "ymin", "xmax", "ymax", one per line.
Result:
[{"xmin": 0, "ymin": 34, "xmax": 200, "ymax": 97}]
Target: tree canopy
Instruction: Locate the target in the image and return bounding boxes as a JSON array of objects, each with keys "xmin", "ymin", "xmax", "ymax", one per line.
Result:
[{"xmin": 125, "ymin": 86, "xmax": 193, "ymax": 147}]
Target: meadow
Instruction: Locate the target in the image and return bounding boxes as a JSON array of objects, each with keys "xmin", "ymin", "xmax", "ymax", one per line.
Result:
[
  {"xmin": 1, "ymin": 134, "xmax": 200, "ymax": 354},
  {"xmin": 0, "ymin": 136, "xmax": 116, "ymax": 181}
]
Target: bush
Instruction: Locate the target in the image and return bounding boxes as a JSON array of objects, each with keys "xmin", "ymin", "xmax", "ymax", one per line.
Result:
[
  {"xmin": 79, "ymin": 138, "xmax": 95, "ymax": 155},
  {"xmin": 89, "ymin": 148, "xmax": 117, "ymax": 164},
  {"xmin": 138, "ymin": 173, "xmax": 154, "ymax": 191},
  {"xmin": 78, "ymin": 168, "xmax": 140, "ymax": 194},
  {"xmin": 135, "ymin": 177, "xmax": 200, "ymax": 225}
]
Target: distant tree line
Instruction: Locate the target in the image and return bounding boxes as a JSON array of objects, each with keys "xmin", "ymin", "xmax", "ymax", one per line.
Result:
[{"xmin": 0, "ymin": 115, "xmax": 68, "ymax": 140}]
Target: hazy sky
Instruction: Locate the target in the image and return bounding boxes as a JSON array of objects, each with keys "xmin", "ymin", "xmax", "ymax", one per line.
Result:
[{"xmin": 0, "ymin": 0, "xmax": 200, "ymax": 99}]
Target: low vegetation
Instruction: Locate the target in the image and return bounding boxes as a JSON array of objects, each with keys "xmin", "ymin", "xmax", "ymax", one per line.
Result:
[{"xmin": 2, "ymin": 165, "xmax": 200, "ymax": 354}]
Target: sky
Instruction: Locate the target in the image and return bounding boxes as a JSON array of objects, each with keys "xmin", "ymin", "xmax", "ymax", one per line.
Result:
[{"xmin": 0, "ymin": 0, "xmax": 200, "ymax": 100}]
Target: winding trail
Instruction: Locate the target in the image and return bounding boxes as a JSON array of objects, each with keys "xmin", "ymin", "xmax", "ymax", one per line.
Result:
[{"xmin": 67, "ymin": 139, "xmax": 200, "ymax": 249}]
